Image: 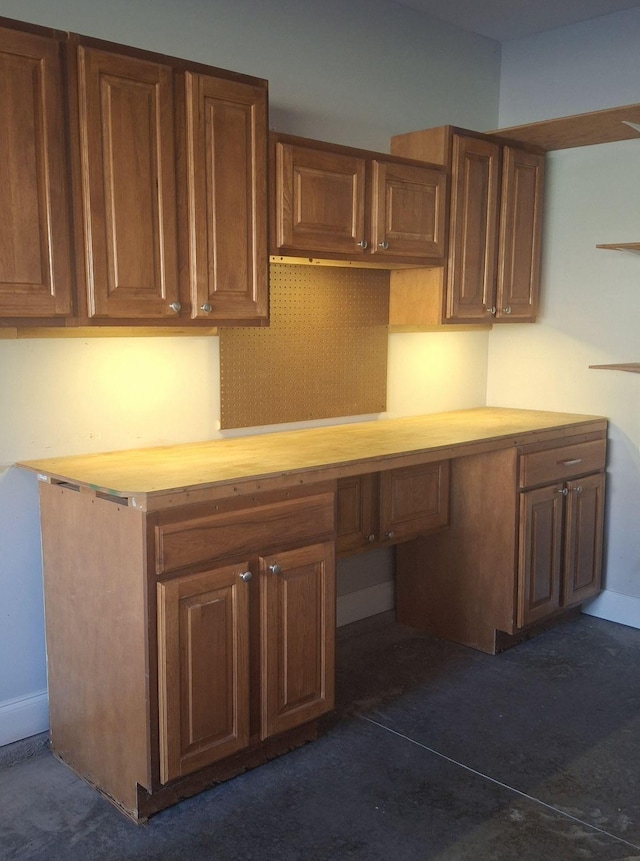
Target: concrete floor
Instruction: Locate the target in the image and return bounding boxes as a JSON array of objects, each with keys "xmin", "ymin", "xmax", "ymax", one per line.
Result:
[{"xmin": 2, "ymin": 612, "xmax": 640, "ymax": 860}]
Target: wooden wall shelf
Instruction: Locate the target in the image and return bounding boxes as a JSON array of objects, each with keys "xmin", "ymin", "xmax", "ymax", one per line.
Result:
[
  {"xmin": 589, "ymin": 364, "xmax": 640, "ymax": 373},
  {"xmin": 595, "ymin": 243, "xmax": 640, "ymax": 252}
]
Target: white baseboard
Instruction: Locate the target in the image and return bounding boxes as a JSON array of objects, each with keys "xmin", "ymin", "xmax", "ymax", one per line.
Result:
[
  {"xmin": 337, "ymin": 580, "xmax": 395, "ymax": 627},
  {"xmin": 582, "ymin": 589, "xmax": 640, "ymax": 630},
  {"xmin": 0, "ymin": 690, "xmax": 49, "ymax": 747}
]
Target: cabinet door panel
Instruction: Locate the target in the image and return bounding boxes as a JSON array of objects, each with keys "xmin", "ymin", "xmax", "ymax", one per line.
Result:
[
  {"xmin": 446, "ymin": 135, "xmax": 500, "ymax": 322},
  {"xmin": 336, "ymin": 474, "xmax": 377, "ymax": 554},
  {"xmin": 184, "ymin": 73, "xmax": 267, "ymax": 320},
  {"xmin": 275, "ymin": 143, "xmax": 366, "ymax": 255},
  {"xmin": 371, "ymin": 161, "xmax": 446, "ymax": 259},
  {"xmin": 497, "ymin": 147, "xmax": 544, "ymax": 321},
  {"xmin": 157, "ymin": 563, "xmax": 250, "ymax": 784},
  {"xmin": 0, "ymin": 26, "xmax": 72, "ymax": 316},
  {"xmin": 379, "ymin": 461, "xmax": 450, "ymax": 543},
  {"xmin": 563, "ymin": 473, "xmax": 605, "ymax": 606},
  {"xmin": 261, "ymin": 542, "xmax": 335, "ymax": 738},
  {"xmin": 76, "ymin": 46, "xmax": 179, "ymax": 318},
  {"xmin": 518, "ymin": 484, "xmax": 563, "ymax": 628}
]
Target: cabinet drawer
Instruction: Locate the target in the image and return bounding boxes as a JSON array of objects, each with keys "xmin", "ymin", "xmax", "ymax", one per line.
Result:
[
  {"xmin": 156, "ymin": 492, "xmax": 335, "ymax": 575},
  {"xmin": 519, "ymin": 439, "xmax": 606, "ymax": 489}
]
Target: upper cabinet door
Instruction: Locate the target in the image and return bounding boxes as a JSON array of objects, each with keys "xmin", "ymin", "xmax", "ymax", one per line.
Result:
[
  {"xmin": 75, "ymin": 46, "xmax": 180, "ymax": 319},
  {"xmin": 496, "ymin": 146, "xmax": 544, "ymax": 322},
  {"xmin": 370, "ymin": 161, "xmax": 446, "ymax": 259},
  {"xmin": 275, "ymin": 143, "xmax": 367, "ymax": 255},
  {"xmin": 0, "ymin": 26, "xmax": 73, "ymax": 317},
  {"xmin": 446, "ymin": 134, "xmax": 501, "ymax": 322},
  {"xmin": 183, "ymin": 72, "xmax": 268, "ymax": 321}
]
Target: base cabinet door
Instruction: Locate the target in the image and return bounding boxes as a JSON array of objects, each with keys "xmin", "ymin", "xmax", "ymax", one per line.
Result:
[
  {"xmin": 157, "ymin": 562, "xmax": 251, "ymax": 784},
  {"xmin": 563, "ymin": 473, "xmax": 605, "ymax": 606},
  {"xmin": 517, "ymin": 483, "xmax": 564, "ymax": 628},
  {"xmin": 260, "ymin": 542, "xmax": 335, "ymax": 738}
]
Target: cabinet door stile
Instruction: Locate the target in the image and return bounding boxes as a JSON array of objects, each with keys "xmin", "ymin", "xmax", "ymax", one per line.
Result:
[{"xmin": 157, "ymin": 563, "xmax": 250, "ymax": 784}]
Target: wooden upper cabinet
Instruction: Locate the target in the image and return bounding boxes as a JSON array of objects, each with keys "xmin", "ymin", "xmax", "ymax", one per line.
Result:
[
  {"xmin": 447, "ymin": 134, "xmax": 501, "ymax": 322},
  {"xmin": 0, "ymin": 25, "xmax": 73, "ymax": 317},
  {"xmin": 371, "ymin": 160, "xmax": 446, "ymax": 259},
  {"xmin": 272, "ymin": 135, "xmax": 446, "ymax": 265},
  {"xmin": 497, "ymin": 146, "xmax": 544, "ymax": 321},
  {"xmin": 181, "ymin": 72, "xmax": 268, "ymax": 321},
  {"xmin": 73, "ymin": 45, "xmax": 180, "ymax": 320},
  {"xmin": 275, "ymin": 143, "xmax": 367, "ymax": 256}
]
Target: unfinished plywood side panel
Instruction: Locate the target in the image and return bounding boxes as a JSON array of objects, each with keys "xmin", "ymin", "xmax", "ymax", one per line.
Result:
[
  {"xmin": 220, "ymin": 264, "xmax": 389, "ymax": 429},
  {"xmin": 39, "ymin": 483, "xmax": 149, "ymax": 816}
]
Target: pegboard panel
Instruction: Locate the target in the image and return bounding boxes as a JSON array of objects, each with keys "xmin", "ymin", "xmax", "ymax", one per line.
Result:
[{"xmin": 220, "ymin": 264, "xmax": 389, "ymax": 429}]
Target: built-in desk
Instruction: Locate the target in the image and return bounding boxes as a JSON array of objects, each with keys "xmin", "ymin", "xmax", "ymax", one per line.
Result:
[{"xmin": 19, "ymin": 407, "xmax": 607, "ymax": 820}]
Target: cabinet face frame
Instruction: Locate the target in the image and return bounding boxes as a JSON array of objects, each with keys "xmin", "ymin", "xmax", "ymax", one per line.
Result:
[{"xmin": 0, "ymin": 25, "xmax": 73, "ymax": 317}]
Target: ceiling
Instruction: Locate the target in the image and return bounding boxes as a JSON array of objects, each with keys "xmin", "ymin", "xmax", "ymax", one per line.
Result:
[{"xmin": 395, "ymin": 0, "xmax": 640, "ymax": 42}]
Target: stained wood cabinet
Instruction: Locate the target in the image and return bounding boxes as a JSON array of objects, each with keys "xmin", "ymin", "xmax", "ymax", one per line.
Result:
[
  {"xmin": 0, "ymin": 16, "xmax": 268, "ymax": 327},
  {"xmin": 337, "ymin": 461, "xmax": 450, "ymax": 555},
  {"xmin": 0, "ymin": 22, "xmax": 73, "ymax": 318},
  {"xmin": 390, "ymin": 125, "xmax": 544, "ymax": 325},
  {"xmin": 272, "ymin": 135, "xmax": 446, "ymax": 265}
]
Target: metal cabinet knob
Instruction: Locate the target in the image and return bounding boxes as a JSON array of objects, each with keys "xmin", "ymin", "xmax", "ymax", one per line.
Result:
[
  {"xmin": 384, "ymin": 530, "xmax": 395, "ymax": 540},
  {"xmin": 558, "ymin": 487, "xmax": 568, "ymax": 496},
  {"xmin": 378, "ymin": 240, "xmax": 389, "ymax": 250},
  {"xmin": 169, "ymin": 301, "xmax": 182, "ymax": 313},
  {"xmin": 572, "ymin": 486, "xmax": 583, "ymax": 494},
  {"xmin": 486, "ymin": 306, "xmax": 497, "ymax": 316},
  {"xmin": 239, "ymin": 571, "xmax": 252, "ymax": 582},
  {"xmin": 357, "ymin": 239, "xmax": 368, "ymax": 249},
  {"xmin": 503, "ymin": 306, "xmax": 512, "ymax": 315},
  {"xmin": 200, "ymin": 303, "xmax": 213, "ymax": 313},
  {"xmin": 268, "ymin": 562, "xmax": 282, "ymax": 575},
  {"xmin": 366, "ymin": 534, "xmax": 376, "ymax": 544}
]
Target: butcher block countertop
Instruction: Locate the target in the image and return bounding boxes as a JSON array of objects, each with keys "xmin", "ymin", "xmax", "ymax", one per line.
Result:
[{"xmin": 19, "ymin": 407, "xmax": 607, "ymax": 511}]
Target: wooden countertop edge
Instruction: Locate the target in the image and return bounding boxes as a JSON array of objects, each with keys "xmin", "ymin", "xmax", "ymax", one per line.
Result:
[{"xmin": 18, "ymin": 410, "xmax": 608, "ymax": 512}]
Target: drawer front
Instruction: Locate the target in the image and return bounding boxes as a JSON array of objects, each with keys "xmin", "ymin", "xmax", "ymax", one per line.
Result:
[
  {"xmin": 156, "ymin": 491, "xmax": 335, "ymax": 575},
  {"xmin": 519, "ymin": 439, "xmax": 606, "ymax": 489}
]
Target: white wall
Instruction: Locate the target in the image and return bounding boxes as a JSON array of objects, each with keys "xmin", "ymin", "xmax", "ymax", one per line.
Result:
[
  {"xmin": 0, "ymin": 0, "xmax": 497, "ymax": 745},
  {"xmin": 490, "ymin": 15, "xmax": 640, "ymax": 628}
]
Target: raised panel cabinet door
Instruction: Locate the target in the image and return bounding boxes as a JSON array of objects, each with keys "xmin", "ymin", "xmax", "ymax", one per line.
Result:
[
  {"xmin": 496, "ymin": 147, "xmax": 544, "ymax": 321},
  {"xmin": 563, "ymin": 472, "xmax": 605, "ymax": 606},
  {"xmin": 370, "ymin": 160, "xmax": 446, "ymax": 259},
  {"xmin": 517, "ymin": 484, "xmax": 563, "ymax": 628},
  {"xmin": 446, "ymin": 135, "xmax": 500, "ymax": 322},
  {"xmin": 75, "ymin": 46, "xmax": 179, "ymax": 318},
  {"xmin": 379, "ymin": 461, "xmax": 450, "ymax": 544},
  {"xmin": 157, "ymin": 562, "xmax": 251, "ymax": 784},
  {"xmin": 183, "ymin": 72, "xmax": 267, "ymax": 321},
  {"xmin": 260, "ymin": 542, "xmax": 335, "ymax": 738},
  {"xmin": 275, "ymin": 143, "xmax": 366, "ymax": 255},
  {"xmin": 0, "ymin": 26, "xmax": 72, "ymax": 317},
  {"xmin": 336, "ymin": 474, "xmax": 378, "ymax": 554}
]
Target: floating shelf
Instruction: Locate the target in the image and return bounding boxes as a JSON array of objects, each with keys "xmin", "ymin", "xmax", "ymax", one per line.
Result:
[
  {"xmin": 589, "ymin": 363, "xmax": 640, "ymax": 373},
  {"xmin": 595, "ymin": 243, "xmax": 640, "ymax": 252}
]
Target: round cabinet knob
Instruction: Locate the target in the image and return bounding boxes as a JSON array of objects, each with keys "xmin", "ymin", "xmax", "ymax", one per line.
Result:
[
  {"xmin": 502, "ymin": 306, "xmax": 512, "ymax": 315},
  {"xmin": 573, "ymin": 486, "xmax": 583, "ymax": 494},
  {"xmin": 366, "ymin": 534, "xmax": 376, "ymax": 544},
  {"xmin": 357, "ymin": 239, "xmax": 368, "ymax": 250},
  {"xmin": 169, "ymin": 301, "xmax": 182, "ymax": 313},
  {"xmin": 558, "ymin": 487, "xmax": 568, "ymax": 496},
  {"xmin": 486, "ymin": 306, "xmax": 497, "ymax": 316},
  {"xmin": 384, "ymin": 530, "xmax": 395, "ymax": 541},
  {"xmin": 200, "ymin": 303, "xmax": 213, "ymax": 313},
  {"xmin": 239, "ymin": 571, "xmax": 252, "ymax": 582},
  {"xmin": 378, "ymin": 240, "xmax": 389, "ymax": 250},
  {"xmin": 268, "ymin": 562, "xmax": 282, "ymax": 575}
]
